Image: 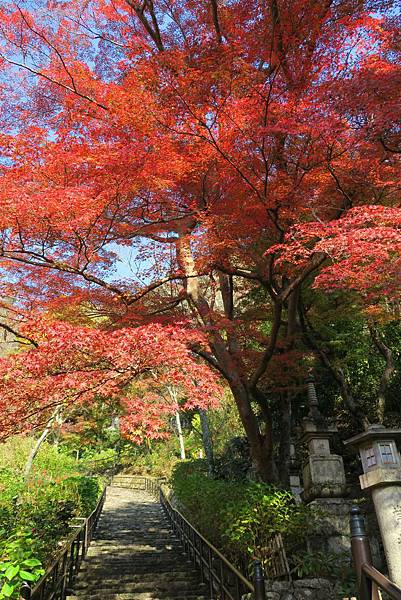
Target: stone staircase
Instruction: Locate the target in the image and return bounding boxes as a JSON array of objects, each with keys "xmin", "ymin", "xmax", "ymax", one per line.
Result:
[{"xmin": 67, "ymin": 484, "xmax": 210, "ymax": 600}]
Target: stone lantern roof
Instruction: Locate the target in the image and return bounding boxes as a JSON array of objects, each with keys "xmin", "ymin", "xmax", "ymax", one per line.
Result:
[{"xmin": 344, "ymin": 423, "xmax": 401, "ymax": 449}]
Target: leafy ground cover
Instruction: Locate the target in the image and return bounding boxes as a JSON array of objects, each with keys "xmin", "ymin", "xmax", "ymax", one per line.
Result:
[{"xmin": 0, "ymin": 438, "xmax": 102, "ymax": 600}]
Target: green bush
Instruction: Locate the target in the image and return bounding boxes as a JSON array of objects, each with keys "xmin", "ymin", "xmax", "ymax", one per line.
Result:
[
  {"xmin": 0, "ymin": 437, "xmax": 103, "ymax": 599},
  {"xmin": 73, "ymin": 476, "xmax": 101, "ymax": 516},
  {"xmin": 33, "ymin": 447, "xmax": 80, "ymax": 477},
  {"xmin": 79, "ymin": 447, "xmax": 117, "ymax": 469},
  {"xmin": 224, "ymin": 484, "xmax": 310, "ymax": 561},
  {"xmin": 0, "ymin": 528, "xmax": 45, "ymax": 600},
  {"xmin": 291, "ymin": 550, "xmax": 356, "ymax": 597},
  {"xmin": 171, "ymin": 461, "xmax": 311, "ymax": 569},
  {"xmin": 212, "ymin": 437, "xmax": 252, "ymax": 481},
  {"xmin": 13, "ymin": 475, "xmax": 101, "ymax": 561},
  {"xmin": 0, "ymin": 469, "xmax": 23, "ymax": 540},
  {"xmin": 121, "ymin": 439, "xmax": 181, "ymax": 478}
]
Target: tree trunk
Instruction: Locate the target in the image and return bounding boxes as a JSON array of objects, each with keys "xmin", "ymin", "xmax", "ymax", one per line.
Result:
[
  {"xmin": 201, "ymin": 335, "xmax": 279, "ymax": 483},
  {"xmin": 199, "ymin": 409, "xmax": 214, "ymax": 474},
  {"xmin": 175, "ymin": 411, "xmax": 186, "ymax": 460},
  {"xmin": 167, "ymin": 385, "xmax": 186, "ymax": 459},
  {"xmin": 229, "ymin": 380, "xmax": 278, "ymax": 483},
  {"xmin": 276, "ymin": 289, "xmax": 299, "ymax": 487},
  {"xmin": 368, "ymin": 322, "xmax": 396, "ymax": 423},
  {"xmin": 278, "ymin": 392, "xmax": 292, "ymax": 487},
  {"xmin": 177, "ymin": 234, "xmax": 278, "ymax": 482},
  {"xmin": 24, "ymin": 407, "xmax": 60, "ymax": 482}
]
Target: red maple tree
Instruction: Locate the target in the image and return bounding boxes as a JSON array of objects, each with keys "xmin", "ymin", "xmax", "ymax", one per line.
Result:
[
  {"xmin": 0, "ymin": 314, "xmax": 221, "ymax": 439},
  {"xmin": 0, "ymin": 0, "xmax": 399, "ymax": 481}
]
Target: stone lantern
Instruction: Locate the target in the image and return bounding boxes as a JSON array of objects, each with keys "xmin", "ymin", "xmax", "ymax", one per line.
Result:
[
  {"xmin": 301, "ymin": 376, "xmax": 346, "ymax": 502},
  {"xmin": 301, "ymin": 376, "xmax": 351, "ymax": 555},
  {"xmin": 345, "ymin": 424, "xmax": 401, "ymax": 587}
]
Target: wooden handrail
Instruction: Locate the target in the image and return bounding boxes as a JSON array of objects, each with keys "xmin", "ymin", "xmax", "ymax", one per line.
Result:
[
  {"xmin": 144, "ymin": 477, "xmax": 252, "ymax": 586},
  {"xmin": 362, "ymin": 565, "xmax": 401, "ymax": 600}
]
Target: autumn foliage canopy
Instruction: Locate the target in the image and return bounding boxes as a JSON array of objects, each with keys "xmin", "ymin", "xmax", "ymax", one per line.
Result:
[{"xmin": 0, "ymin": 0, "xmax": 399, "ymax": 478}]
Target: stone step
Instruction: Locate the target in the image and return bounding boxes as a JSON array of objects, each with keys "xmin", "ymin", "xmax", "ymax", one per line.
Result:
[
  {"xmin": 82, "ymin": 551, "xmax": 189, "ymax": 562},
  {"xmin": 78, "ymin": 560, "xmax": 192, "ymax": 573},
  {"xmin": 73, "ymin": 580, "xmax": 207, "ymax": 593},
  {"xmin": 78, "ymin": 557, "xmax": 193, "ymax": 569},
  {"xmin": 88, "ymin": 539, "xmax": 181, "ymax": 547},
  {"xmin": 68, "ymin": 594, "xmax": 209, "ymax": 600},
  {"xmin": 85, "ymin": 548, "xmax": 185, "ymax": 557},
  {"xmin": 90, "ymin": 537, "xmax": 179, "ymax": 545},
  {"xmin": 87, "ymin": 545, "xmax": 182, "ymax": 554},
  {"xmin": 70, "ymin": 486, "xmax": 209, "ymax": 600},
  {"xmin": 75, "ymin": 572, "xmax": 201, "ymax": 586}
]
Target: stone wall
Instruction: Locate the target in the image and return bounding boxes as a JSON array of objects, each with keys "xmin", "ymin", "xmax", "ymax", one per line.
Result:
[
  {"xmin": 305, "ymin": 497, "xmax": 384, "ymax": 569},
  {"xmin": 242, "ymin": 578, "xmax": 336, "ymax": 600}
]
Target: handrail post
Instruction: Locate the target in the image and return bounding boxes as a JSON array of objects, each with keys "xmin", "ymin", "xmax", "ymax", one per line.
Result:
[
  {"xmin": 350, "ymin": 506, "xmax": 379, "ymax": 600},
  {"xmin": 253, "ymin": 560, "xmax": 266, "ymax": 600},
  {"xmin": 19, "ymin": 582, "xmax": 31, "ymax": 600}
]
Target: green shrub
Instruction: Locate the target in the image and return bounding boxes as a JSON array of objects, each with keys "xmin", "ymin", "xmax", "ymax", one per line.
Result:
[
  {"xmin": 212, "ymin": 437, "xmax": 251, "ymax": 481},
  {"xmin": 121, "ymin": 439, "xmax": 180, "ymax": 478},
  {"xmin": 0, "ymin": 469, "xmax": 23, "ymax": 540},
  {"xmin": 291, "ymin": 550, "xmax": 356, "ymax": 597},
  {"xmin": 34, "ymin": 446, "xmax": 80, "ymax": 477},
  {"xmin": 79, "ymin": 448, "xmax": 117, "ymax": 472},
  {"xmin": 0, "ymin": 529, "xmax": 44, "ymax": 600},
  {"xmin": 13, "ymin": 474, "xmax": 101, "ymax": 561},
  {"xmin": 73, "ymin": 476, "xmax": 101, "ymax": 516},
  {"xmin": 0, "ymin": 436, "xmax": 103, "ymax": 593},
  {"xmin": 171, "ymin": 461, "xmax": 311, "ymax": 569},
  {"xmin": 224, "ymin": 483, "xmax": 310, "ymax": 561}
]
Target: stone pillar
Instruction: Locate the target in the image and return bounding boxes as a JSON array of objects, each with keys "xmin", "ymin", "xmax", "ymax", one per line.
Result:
[
  {"xmin": 289, "ymin": 442, "xmax": 302, "ymax": 502},
  {"xmin": 301, "ymin": 376, "xmax": 350, "ymax": 555},
  {"xmin": 301, "ymin": 376, "xmax": 346, "ymax": 503},
  {"xmin": 345, "ymin": 425, "xmax": 401, "ymax": 587}
]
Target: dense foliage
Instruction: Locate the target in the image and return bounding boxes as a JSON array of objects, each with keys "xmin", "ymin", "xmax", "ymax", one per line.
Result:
[
  {"xmin": 0, "ymin": 439, "xmax": 102, "ymax": 599},
  {"xmin": 0, "ymin": 0, "xmax": 399, "ymax": 483},
  {"xmin": 171, "ymin": 461, "xmax": 310, "ymax": 567},
  {"xmin": 170, "ymin": 459, "xmax": 357, "ymax": 594}
]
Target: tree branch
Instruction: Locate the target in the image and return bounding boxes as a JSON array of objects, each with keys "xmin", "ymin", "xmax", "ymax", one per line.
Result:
[
  {"xmin": 191, "ymin": 345, "xmax": 230, "ymax": 380},
  {"xmin": 368, "ymin": 321, "xmax": 396, "ymax": 422},
  {"xmin": 250, "ymin": 301, "xmax": 283, "ymax": 389},
  {"xmin": 279, "ymin": 253, "xmax": 326, "ymax": 303},
  {"xmin": 0, "ymin": 54, "xmax": 108, "ymax": 110},
  {"xmin": 210, "ymin": 0, "xmax": 223, "ymax": 44},
  {"xmin": 0, "ymin": 321, "xmax": 39, "ymax": 348},
  {"xmin": 126, "ymin": 0, "xmax": 164, "ymax": 51}
]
